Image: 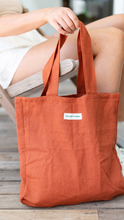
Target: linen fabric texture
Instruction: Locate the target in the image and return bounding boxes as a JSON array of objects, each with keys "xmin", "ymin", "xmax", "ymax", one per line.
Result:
[{"xmin": 15, "ymin": 21, "xmax": 124, "ymax": 208}]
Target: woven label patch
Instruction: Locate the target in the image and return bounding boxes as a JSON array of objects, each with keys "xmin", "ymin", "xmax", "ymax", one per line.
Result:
[{"xmin": 64, "ymin": 113, "xmax": 82, "ymax": 120}]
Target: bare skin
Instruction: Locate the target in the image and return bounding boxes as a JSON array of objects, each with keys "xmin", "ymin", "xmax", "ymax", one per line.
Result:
[{"xmin": 0, "ymin": 8, "xmax": 124, "ymax": 121}]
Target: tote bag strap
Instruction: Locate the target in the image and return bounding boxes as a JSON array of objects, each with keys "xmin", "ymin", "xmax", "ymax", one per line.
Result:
[
  {"xmin": 77, "ymin": 23, "xmax": 97, "ymax": 94},
  {"xmin": 41, "ymin": 20, "xmax": 97, "ymax": 97},
  {"xmin": 41, "ymin": 34, "xmax": 67, "ymax": 96}
]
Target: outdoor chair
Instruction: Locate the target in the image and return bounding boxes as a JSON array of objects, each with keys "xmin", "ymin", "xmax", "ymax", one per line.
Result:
[{"xmin": 0, "ymin": 59, "xmax": 79, "ymax": 124}]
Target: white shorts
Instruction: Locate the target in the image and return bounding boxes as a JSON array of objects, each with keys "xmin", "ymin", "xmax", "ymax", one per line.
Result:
[
  {"xmin": 0, "ymin": 46, "xmax": 33, "ymax": 89},
  {"xmin": 0, "ymin": 30, "xmax": 48, "ymax": 89}
]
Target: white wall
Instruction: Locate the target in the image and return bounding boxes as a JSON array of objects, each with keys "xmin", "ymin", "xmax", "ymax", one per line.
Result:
[
  {"xmin": 20, "ymin": 0, "xmax": 62, "ymax": 35},
  {"xmin": 113, "ymin": 0, "xmax": 124, "ymax": 14}
]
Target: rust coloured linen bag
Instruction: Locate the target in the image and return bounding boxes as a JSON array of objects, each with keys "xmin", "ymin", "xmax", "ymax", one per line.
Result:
[{"xmin": 15, "ymin": 21, "xmax": 124, "ymax": 207}]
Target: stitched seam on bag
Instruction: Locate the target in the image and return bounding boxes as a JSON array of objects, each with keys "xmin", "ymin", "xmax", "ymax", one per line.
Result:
[
  {"xmin": 14, "ymin": 94, "xmax": 120, "ymax": 104},
  {"xmin": 22, "ymin": 100, "xmax": 27, "ymax": 181}
]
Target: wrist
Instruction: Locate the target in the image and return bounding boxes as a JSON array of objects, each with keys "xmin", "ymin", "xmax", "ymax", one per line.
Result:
[{"xmin": 44, "ymin": 7, "xmax": 59, "ymax": 23}]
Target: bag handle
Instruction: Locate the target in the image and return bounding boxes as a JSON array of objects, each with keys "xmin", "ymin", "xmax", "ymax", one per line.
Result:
[
  {"xmin": 41, "ymin": 20, "xmax": 97, "ymax": 97},
  {"xmin": 41, "ymin": 34, "xmax": 67, "ymax": 96}
]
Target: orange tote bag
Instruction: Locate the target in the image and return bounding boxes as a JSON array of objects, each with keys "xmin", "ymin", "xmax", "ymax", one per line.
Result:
[{"xmin": 15, "ymin": 21, "xmax": 124, "ymax": 208}]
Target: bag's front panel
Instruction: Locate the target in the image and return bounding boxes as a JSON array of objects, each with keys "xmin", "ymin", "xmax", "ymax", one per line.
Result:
[{"xmin": 16, "ymin": 94, "xmax": 124, "ymax": 207}]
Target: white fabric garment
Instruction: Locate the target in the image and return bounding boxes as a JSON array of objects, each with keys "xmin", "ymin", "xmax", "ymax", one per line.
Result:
[{"xmin": 0, "ymin": 29, "xmax": 48, "ymax": 89}]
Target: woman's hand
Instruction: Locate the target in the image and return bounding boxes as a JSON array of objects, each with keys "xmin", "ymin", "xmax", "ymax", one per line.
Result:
[{"xmin": 46, "ymin": 7, "xmax": 80, "ymax": 35}]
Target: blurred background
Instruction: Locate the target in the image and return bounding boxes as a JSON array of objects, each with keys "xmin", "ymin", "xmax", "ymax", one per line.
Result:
[{"xmin": 20, "ymin": 0, "xmax": 124, "ymax": 35}]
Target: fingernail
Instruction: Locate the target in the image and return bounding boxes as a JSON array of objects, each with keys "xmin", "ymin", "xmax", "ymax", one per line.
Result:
[
  {"xmin": 66, "ymin": 33, "xmax": 69, "ymax": 36},
  {"xmin": 78, "ymin": 27, "xmax": 80, "ymax": 30}
]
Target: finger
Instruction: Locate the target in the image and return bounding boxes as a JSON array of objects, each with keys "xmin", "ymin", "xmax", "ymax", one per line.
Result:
[
  {"xmin": 51, "ymin": 19, "xmax": 68, "ymax": 35},
  {"xmin": 67, "ymin": 9, "xmax": 80, "ymax": 29},
  {"xmin": 57, "ymin": 17, "xmax": 74, "ymax": 34},
  {"xmin": 62, "ymin": 14, "xmax": 77, "ymax": 32}
]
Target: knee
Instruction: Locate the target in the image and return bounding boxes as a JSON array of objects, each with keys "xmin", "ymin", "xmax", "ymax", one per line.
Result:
[
  {"xmin": 94, "ymin": 27, "xmax": 124, "ymax": 94},
  {"xmin": 105, "ymin": 27, "xmax": 124, "ymax": 60},
  {"xmin": 115, "ymin": 14, "xmax": 124, "ymax": 32},
  {"xmin": 90, "ymin": 27, "xmax": 124, "ymax": 59},
  {"xmin": 107, "ymin": 27, "xmax": 124, "ymax": 40}
]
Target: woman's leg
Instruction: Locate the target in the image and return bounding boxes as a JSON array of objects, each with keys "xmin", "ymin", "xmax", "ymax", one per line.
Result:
[
  {"xmin": 85, "ymin": 14, "xmax": 124, "ymax": 121},
  {"xmin": 85, "ymin": 14, "xmax": 124, "ymax": 31},
  {"xmin": 10, "ymin": 27, "xmax": 124, "ymax": 95}
]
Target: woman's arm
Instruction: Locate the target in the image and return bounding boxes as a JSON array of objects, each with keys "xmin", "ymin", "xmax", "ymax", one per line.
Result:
[{"xmin": 0, "ymin": 7, "xmax": 80, "ymax": 37}]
